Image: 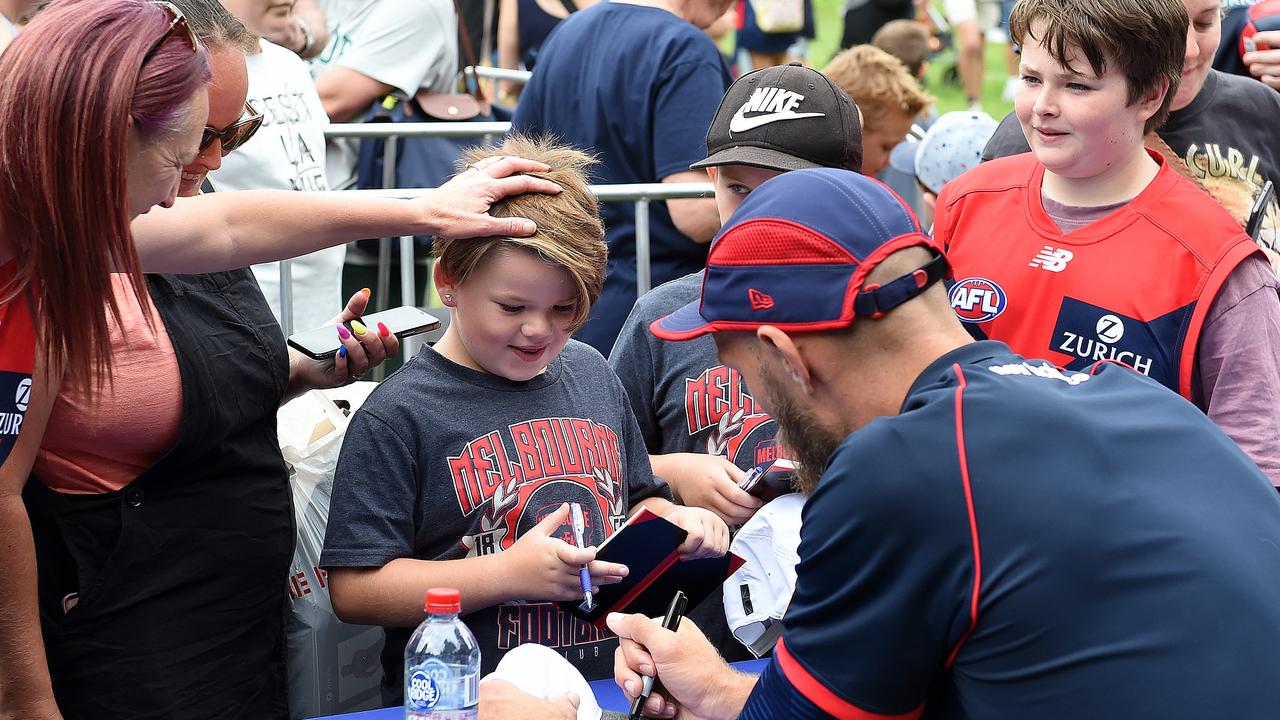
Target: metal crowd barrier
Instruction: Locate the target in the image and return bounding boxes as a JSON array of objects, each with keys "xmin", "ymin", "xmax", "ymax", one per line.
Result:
[{"xmin": 289, "ymin": 122, "xmax": 713, "ymax": 372}]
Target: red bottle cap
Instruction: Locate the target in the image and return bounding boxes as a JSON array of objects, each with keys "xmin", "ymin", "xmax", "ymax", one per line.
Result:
[{"xmin": 424, "ymin": 587, "xmax": 462, "ymax": 613}]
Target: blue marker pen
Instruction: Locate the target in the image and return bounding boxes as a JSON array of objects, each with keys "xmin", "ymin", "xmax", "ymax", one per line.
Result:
[{"xmin": 569, "ymin": 503, "xmax": 595, "ymax": 612}]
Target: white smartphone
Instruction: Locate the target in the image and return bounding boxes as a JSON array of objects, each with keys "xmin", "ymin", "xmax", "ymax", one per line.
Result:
[{"xmin": 287, "ymin": 305, "xmax": 441, "ymax": 360}]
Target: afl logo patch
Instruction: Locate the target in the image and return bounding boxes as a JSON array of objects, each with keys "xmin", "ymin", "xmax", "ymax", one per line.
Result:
[{"xmin": 949, "ymin": 277, "xmax": 1007, "ymax": 323}]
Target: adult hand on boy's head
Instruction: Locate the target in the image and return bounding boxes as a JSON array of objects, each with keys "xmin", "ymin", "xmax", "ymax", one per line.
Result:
[
  {"xmin": 663, "ymin": 505, "xmax": 730, "ymax": 560},
  {"xmin": 424, "ymin": 156, "xmax": 563, "ymax": 240},
  {"xmin": 504, "ymin": 503, "xmax": 628, "ymax": 601},
  {"xmin": 654, "ymin": 453, "xmax": 763, "ymax": 526},
  {"xmin": 1244, "ymin": 31, "xmax": 1280, "ymax": 90},
  {"xmin": 609, "ymin": 613, "xmax": 750, "ymax": 720},
  {"xmin": 479, "ymin": 679, "xmax": 579, "ymax": 720}
]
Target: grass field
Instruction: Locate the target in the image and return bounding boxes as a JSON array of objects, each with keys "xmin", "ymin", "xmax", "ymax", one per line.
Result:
[{"xmin": 807, "ymin": 0, "xmax": 1016, "ymax": 118}]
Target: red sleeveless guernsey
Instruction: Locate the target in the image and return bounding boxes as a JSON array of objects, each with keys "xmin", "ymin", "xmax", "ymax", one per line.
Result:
[
  {"xmin": 0, "ymin": 261, "xmax": 37, "ymax": 465},
  {"xmin": 936, "ymin": 150, "xmax": 1260, "ymax": 400}
]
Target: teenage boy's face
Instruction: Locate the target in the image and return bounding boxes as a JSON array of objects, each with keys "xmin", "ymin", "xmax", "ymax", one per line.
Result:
[
  {"xmin": 710, "ymin": 165, "xmax": 785, "ymax": 222},
  {"xmin": 1171, "ymin": 0, "xmax": 1222, "ymax": 111},
  {"xmin": 1015, "ymin": 23, "xmax": 1161, "ymax": 181},
  {"xmin": 438, "ymin": 247, "xmax": 578, "ymax": 382}
]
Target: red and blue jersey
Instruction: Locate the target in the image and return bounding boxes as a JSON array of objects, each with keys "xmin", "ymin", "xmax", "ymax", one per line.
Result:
[
  {"xmin": 739, "ymin": 342, "xmax": 1280, "ymax": 719},
  {"xmin": 935, "ymin": 151, "xmax": 1259, "ymax": 400},
  {"xmin": 0, "ymin": 262, "xmax": 36, "ymax": 467}
]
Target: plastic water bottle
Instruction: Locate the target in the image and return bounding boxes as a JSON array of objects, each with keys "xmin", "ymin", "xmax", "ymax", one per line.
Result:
[{"xmin": 404, "ymin": 588, "xmax": 480, "ymax": 719}]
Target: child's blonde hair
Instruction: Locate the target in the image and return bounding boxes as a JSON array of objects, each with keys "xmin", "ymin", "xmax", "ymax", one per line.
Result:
[
  {"xmin": 434, "ymin": 135, "xmax": 606, "ymax": 332},
  {"xmin": 822, "ymin": 45, "xmax": 934, "ymax": 134}
]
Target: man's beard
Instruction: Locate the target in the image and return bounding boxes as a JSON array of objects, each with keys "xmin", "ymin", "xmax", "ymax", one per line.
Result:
[{"xmin": 758, "ymin": 369, "xmax": 843, "ymax": 495}]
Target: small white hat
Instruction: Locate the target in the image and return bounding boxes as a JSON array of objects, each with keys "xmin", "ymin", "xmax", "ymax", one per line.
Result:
[
  {"xmin": 890, "ymin": 110, "xmax": 998, "ymax": 195},
  {"xmin": 722, "ymin": 493, "xmax": 805, "ymax": 657}
]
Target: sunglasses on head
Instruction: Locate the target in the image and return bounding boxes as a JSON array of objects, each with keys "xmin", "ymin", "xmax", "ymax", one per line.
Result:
[
  {"xmin": 200, "ymin": 102, "xmax": 265, "ymax": 157},
  {"xmin": 141, "ymin": 1, "xmax": 199, "ymax": 68}
]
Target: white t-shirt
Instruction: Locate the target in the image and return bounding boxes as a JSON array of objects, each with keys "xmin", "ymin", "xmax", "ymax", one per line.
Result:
[
  {"xmin": 209, "ymin": 40, "xmax": 345, "ymax": 333},
  {"xmin": 311, "ymin": 0, "xmax": 459, "ymax": 190}
]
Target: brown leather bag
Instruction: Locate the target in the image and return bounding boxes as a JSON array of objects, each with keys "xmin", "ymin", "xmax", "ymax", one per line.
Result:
[{"xmin": 412, "ymin": 0, "xmax": 490, "ymax": 121}]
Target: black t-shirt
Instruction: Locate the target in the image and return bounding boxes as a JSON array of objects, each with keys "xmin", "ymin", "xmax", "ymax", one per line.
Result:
[{"xmin": 321, "ymin": 341, "xmax": 671, "ymax": 697}]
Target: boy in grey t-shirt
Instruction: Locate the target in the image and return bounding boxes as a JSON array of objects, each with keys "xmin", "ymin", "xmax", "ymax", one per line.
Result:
[
  {"xmin": 610, "ymin": 63, "xmax": 864, "ymax": 527},
  {"xmin": 321, "ymin": 138, "xmax": 729, "ymax": 705}
]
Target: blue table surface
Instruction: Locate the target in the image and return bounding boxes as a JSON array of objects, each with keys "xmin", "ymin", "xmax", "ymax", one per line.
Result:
[{"xmin": 310, "ymin": 658, "xmax": 770, "ymax": 719}]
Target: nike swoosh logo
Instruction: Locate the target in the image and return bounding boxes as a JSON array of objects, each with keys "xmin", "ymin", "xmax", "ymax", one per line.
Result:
[{"xmin": 729, "ymin": 110, "xmax": 825, "ymax": 133}]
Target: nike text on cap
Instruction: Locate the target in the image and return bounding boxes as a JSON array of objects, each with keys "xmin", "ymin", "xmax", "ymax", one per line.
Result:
[
  {"xmin": 691, "ymin": 62, "xmax": 863, "ymax": 173},
  {"xmin": 651, "ymin": 169, "xmax": 949, "ymax": 340}
]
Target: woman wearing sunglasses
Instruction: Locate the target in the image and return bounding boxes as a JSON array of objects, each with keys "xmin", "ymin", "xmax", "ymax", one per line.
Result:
[
  {"xmin": 24, "ymin": 5, "xmax": 394, "ymax": 718},
  {"xmin": 0, "ymin": 2, "xmax": 559, "ymax": 719}
]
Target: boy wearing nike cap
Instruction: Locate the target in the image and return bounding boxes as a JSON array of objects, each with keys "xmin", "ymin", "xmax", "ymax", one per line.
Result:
[{"xmin": 609, "ymin": 62, "xmax": 862, "ymax": 529}]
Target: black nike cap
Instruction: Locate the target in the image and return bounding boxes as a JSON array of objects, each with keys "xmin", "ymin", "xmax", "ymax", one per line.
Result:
[{"xmin": 692, "ymin": 63, "xmax": 863, "ymax": 173}]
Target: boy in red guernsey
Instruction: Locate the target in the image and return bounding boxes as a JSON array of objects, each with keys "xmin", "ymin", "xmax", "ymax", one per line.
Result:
[{"xmin": 935, "ymin": 0, "xmax": 1280, "ymax": 486}]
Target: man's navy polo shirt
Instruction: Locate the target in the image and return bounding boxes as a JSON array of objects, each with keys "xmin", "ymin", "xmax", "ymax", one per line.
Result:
[{"xmin": 740, "ymin": 341, "xmax": 1280, "ymax": 719}]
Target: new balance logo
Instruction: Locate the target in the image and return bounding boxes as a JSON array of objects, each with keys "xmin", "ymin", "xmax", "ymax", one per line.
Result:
[
  {"xmin": 1028, "ymin": 245, "xmax": 1074, "ymax": 272},
  {"xmin": 748, "ymin": 288, "xmax": 775, "ymax": 311},
  {"xmin": 729, "ymin": 87, "xmax": 824, "ymax": 133}
]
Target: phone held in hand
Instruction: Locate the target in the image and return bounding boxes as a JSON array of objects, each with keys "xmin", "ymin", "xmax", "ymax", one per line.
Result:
[
  {"xmin": 1246, "ymin": 180, "xmax": 1275, "ymax": 244},
  {"xmin": 739, "ymin": 458, "xmax": 797, "ymax": 502},
  {"xmin": 287, "ymin": 305, "xmax": 441, "ymax": 360}
]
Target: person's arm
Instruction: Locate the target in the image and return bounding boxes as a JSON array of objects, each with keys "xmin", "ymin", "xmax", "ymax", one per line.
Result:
[
  {"xmin": 1193, "ymin": 255, "xmax": 1280, "ymax": 486},
  {"xmin": 496, "ymin": 0, "xmax": 521, "ymax": 102},
  {"xmin": 264, "ymin": 0, "xmax": 330, "ymax": 60},
  {"xmin": 649, "ymin": 453, "xmax": 761, "ymax": 526},
  {"xmin": 0, "ymin": 360, "xmax": 64, "ymax": 720},
  {"xmin": 313, "ymin": 66, "xmax": 395, "ymax": 122},
  {"xmin": 664, "ymin": 170, "xmax": 720, "ymax": 244},
  {"xmin": 633, "ymin": 496, "xmax": 729, "ymax": 560},
  {"xmin": 651, "ymin": 53, "xmax": 730, "ymax": 245},
  {"xmin": 313, "ymin": 0, "xmax": 455, "ymax": 121},
  {"xmin": 329, "ymin": 503, "xmax": 626, "ymax": 625},
  {"xmin": 479, "ymin": 679, "xmax": 580, "ymax": 720},
  {"xmin": 282, "ymin": 289, "xmax": 400, "ymax": 403},
  {"xmin": 1243, "ymin": 31, "xmax": 1280, "ymax": 91},
  {"xmin": 131, "ymin": 157, "xmax": 560, "ymax": 274},
  {"xmin": 608, "ymin": 612, "xmax": 757, "ymax": 720}
]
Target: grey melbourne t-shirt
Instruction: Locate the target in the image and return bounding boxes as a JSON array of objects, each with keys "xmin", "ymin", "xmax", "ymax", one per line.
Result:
[
  {"xmin": 610, "ymin": 272, "xmax": 781, "ymax": 474},
  {"xmin": 322, "ymin": 341, "xmax": 670, "ymax": 693}
]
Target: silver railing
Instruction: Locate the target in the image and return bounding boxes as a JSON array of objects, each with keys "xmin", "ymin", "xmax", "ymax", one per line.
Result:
[{"xmin": 291, "ymin": 122, "xmax": 714, "ymax": 368}]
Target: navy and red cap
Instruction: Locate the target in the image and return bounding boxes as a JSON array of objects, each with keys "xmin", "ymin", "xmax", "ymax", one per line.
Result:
[{"xmin": 651, "ymin": 168, "xmax": 949, "ymax": 341}]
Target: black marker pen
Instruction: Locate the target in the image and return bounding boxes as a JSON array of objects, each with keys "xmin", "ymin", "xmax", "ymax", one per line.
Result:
[{"xmin": 629, "ymin": 590, "xmax": 688, "ymax": 720}]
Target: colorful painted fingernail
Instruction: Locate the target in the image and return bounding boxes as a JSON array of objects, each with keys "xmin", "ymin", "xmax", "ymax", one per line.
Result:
[
  {"xmin": 338, "ymin": 344, "xmax": 347, "ymax": 358},
  {"xmin": 378, "ymin": 322, "xmax": 390, "ymax": 337},
  {"xmin": 360, "ymin": 287, "xmax": 371, "ymax": 297},
  {"xmin": 337, "ymin": 325, "xmax": 350, "ymax": 340},
  {"xmin": 351, "ymin": 320, "xmax": 368, "ymax": 336}
]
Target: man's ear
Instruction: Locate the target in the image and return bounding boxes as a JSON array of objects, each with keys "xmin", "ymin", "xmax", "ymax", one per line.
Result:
[
  {"xmin": 706, "ymin": 166, "xmax": 718, "ymax": 183},
  {"xmin": 434, "ymin": 263, "xmax": 459, "ymax": 307},
  {"xmin": 757, "ymin": 326, "xmax": 812, "ymax": 394}
]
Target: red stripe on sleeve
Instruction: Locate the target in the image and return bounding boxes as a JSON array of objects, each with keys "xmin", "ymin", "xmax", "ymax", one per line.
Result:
[
  {"xmin": 775, "ymin": 639, "xmax": 925, "ymax": 720},
  {"xmin": 945, "ymin": 364, "xmax": 982, "ymax": 667}
]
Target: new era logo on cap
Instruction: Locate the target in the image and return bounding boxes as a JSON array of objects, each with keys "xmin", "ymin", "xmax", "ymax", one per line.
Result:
[
  {"xmin": 651, "ymin": 169, "xmax": 948, "ymax": 341},
  {"xmin": 749, "ymin": 288, "xmax": 775, "ymax": 311},
  {"xmin": 728, "ymin": 87, "xmax": 824, "ymax": 133}
]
